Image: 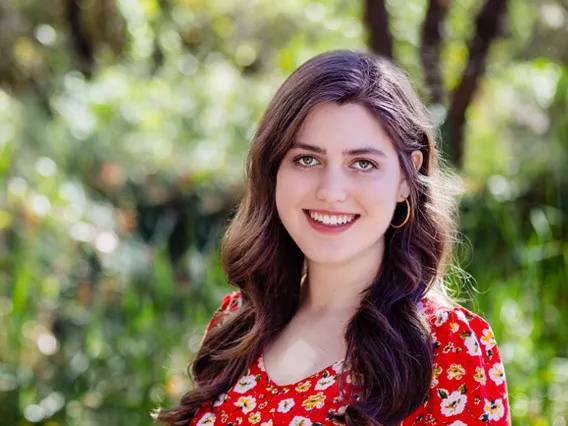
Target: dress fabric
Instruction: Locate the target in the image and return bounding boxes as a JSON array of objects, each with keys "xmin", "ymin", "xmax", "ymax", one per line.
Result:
[{"xmin": 190, "ymin": 291, "xmax": 511, "ymax": 426}]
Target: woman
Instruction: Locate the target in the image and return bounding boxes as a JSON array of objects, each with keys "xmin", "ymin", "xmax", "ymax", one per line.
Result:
[{"xmin": 158, "ymin": 50, "xmax": 510, "ymax": 425}]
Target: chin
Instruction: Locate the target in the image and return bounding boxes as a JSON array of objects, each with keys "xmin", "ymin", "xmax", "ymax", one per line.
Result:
[{"xmin": 300, "ymin": 246, "xmax": 355, "ymax": 265}]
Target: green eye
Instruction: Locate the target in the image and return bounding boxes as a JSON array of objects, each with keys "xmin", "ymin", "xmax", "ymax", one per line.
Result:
[
  {"xmin": 296, "ymin": 156, "xmax": 317, "ymax": 167},
  {"xmin": 353, "ymin": 160, "xmax": 375, "ymax": 171}
]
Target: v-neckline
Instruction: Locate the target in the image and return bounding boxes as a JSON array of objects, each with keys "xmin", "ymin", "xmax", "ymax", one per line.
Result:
[{"xmin": 259, "ymin": 349, "xmax": 346, "ymax": 388}]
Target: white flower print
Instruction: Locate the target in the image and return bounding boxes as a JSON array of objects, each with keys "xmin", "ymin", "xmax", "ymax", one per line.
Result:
[
  {"xmin": 295, "ymin": 381, "xmax": 312, "ymax": 393},
  {"xmin": 234, "ymin": 374, "xmax": 258, "ymax": 393},
  {"xmin": 431, "ymin": 332, "xmax": 438, "ymax": 345},
  {"xmin": 235, "ymin": 396, "xmax": 257, "ymax": 414},
  {"xmin": 258, "ymin": 356, "xmax": 265, "ymax": 372},
  {"xmin": 315, "ymin": 375, "xmax": 335, "ymax": 391},
  {"xmin": 455, "ymin": 310, "xmax": 468, "ymax": 322},
  {"xmin": 331, "ymin": 360, "xmax": 344, "ymax": 373},
  {"xmin": 277, "ymin": 398, "xmax": 295, "ymax": 413},
  {"xmin": 480, "ymin": 328, "xmax": 496, "ymax": 349},
  {"xmin": 213, "ymin": 392, "xmax": 227, "ymax": 407},
  {"xmin": 484, "ymin": 398, "xmax": 505, "ymax": 420},
  {"xmin": 290, "ymin": 416, "xmax": 312, "ymax": 426},
  {"xmin": 260, "ymin": 421, "xmax": 273, "ymax": 426},
  {"xmin": 432, "ymin": 364, "xmax": 442, "ymax": 388},
  {"xmin": 344, "ymin": 373, "xmax": 364, "ymax": 386},
  {"xmin": 474, "ymin": 366, "xmax": 487, "ymax": 386},
  {"xmin": 230, "ymin": 292, "xmax": 243, "ymax": 310},
  {"xmin": 440, "ymin": 391, "xmax": 467, "ymax": 416},
  {"xmin": 447, "ymin": 364, "xmax": 466, "ymax": 380},
  {"xmin": 196, "ymin": 412, "xmax": 216, "ymax": 426},
  {"xmin": 464, "ymin": 335, "xmax": 481, "ymax": 356},
  {"xmin": 248, "ymin": 412, "xmax": 261, "ymax": 424},
  {"xmin": 301, "ymin": 392, "xmax": 326, "ymax": 410},
  {"xmin": 435, "ymin": 311, "xmax": 449, "ymax": 327},
  {"xmin": 449, "ymin": 421, "xmax": 467, "ymax": 426},
  {"xmin": 489, "ymin": 362, "xmax": 505, "ymax": 385}
]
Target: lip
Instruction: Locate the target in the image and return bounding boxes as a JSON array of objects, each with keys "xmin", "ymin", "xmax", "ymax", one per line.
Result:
[{"xmin": 303, "ymin": 209, "xmax": 360, "ymax": 234}]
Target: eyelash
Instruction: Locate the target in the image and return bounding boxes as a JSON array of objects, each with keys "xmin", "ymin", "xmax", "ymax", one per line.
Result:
[{"xmin": 293, "ymin": 155, "xmax": 377, "ymax": 172}]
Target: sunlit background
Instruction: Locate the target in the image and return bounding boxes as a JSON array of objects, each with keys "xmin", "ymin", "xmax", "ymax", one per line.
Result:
[{"xmin": 1, "ymin": 0, "xmax": 567, "ymax": 425}]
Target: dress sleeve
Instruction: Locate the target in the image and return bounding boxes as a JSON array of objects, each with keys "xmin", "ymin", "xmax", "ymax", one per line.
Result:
[
  {"xmin": 193, "ymin": 291, "xmax": 242, "ymax": 390},
  {"xmin": 402, "ymin": 306, "xmax": 511, "ymax": 425},
  {"xmin": 203, "ymin": 290, "xmax": 243, "ymax": 338}
]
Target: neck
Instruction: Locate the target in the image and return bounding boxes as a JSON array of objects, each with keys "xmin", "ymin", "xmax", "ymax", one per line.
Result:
[{"xmin": 299, "ymin": 241, "xmax": 384, "ymax": 314}]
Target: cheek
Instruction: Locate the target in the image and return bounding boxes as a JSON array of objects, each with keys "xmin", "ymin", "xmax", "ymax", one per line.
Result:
[
  {"xmin": 276, "ymin": 167, "xmax": 309, "ymax": 205},
  {"xmin": 275, "ymin": 168, "xmax": 297, "ymax": 217},
  {"xmin": 359, "ymin": 175, "xmax": 401, "ymax": 213}
]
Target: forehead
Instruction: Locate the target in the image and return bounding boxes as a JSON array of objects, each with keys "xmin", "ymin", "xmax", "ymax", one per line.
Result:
[{"xmin": 295, "ymin": 102, "xmax": 395, "ymax": 154}]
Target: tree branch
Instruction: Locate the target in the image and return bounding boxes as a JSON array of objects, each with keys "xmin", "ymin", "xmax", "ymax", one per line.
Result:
[
  {"xmin": 364, "ymin": 0, "xmax": 393, "ymax": 59},
  {"xmin": 446, "ymin": 0, "xmax": 508, "ymax": 168},
  {"xmin": 420, "ymin": 0, "xmax": 450, "ymax": 105},
  {"xmin": 66, "ymin": 0, "xmax": 95, "ymax": 77}
]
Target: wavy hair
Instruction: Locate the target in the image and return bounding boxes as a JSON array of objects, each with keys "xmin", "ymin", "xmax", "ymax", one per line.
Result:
[{"xmin": 158, "ymin": 50, "xmax": 459, "ymax": 426}]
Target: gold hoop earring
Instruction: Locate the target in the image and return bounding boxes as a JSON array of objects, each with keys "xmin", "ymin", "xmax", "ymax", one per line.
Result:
[{"xmin": 391, "ymin": 198, "xmax": 410, "ymax": 229}]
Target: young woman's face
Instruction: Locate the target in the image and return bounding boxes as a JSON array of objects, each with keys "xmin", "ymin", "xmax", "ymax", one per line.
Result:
[{"xmin": 275, "ymin": 102, "xmax": 411, "ymax": 266}]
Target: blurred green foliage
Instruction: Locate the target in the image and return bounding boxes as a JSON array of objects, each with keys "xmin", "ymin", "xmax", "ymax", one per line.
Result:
[{"xmin": 0, "ymin": 0, "xmax": 567, "ymax": 425}]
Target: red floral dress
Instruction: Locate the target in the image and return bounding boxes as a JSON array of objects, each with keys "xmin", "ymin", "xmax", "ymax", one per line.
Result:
[{"xmin": 190, "ymin": 291, "xmax": 511, "ymax": 426}]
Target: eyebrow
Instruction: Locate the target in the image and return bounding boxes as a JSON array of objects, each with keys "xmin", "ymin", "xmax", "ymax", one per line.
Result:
[{"xmin": 292, "ymin": 142, "xmax": 387, "ymax": 158}]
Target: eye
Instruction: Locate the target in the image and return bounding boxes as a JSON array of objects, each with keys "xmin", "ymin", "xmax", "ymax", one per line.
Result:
[
  {"xmin": 352, "ymin": 159, "xmax": 376, "ymax": 171},
  {"xmin": 295, "ymin": 155, "xmax": 319, "ymax": 167}
]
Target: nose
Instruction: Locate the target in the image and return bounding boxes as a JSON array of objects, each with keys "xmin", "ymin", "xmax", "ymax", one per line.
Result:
[{"xmin": 316, "ymin": 166, "xmax": 348, "ymax": 203}]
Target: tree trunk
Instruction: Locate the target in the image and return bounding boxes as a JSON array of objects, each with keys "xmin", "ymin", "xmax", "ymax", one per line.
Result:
[
  {"xmin": 364, "ymin": 0, "xmax": 393, "ymax": 59},
  {"xmin": 420, "ymin": 0, "xmax": 450, "ymax": 105},
  {"xmin": 446, "ymin": 0, "xmax": 508, "ymax": 168}
]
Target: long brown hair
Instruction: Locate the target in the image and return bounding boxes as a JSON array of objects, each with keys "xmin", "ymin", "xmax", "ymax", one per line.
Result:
[{"xmin": 158, "ymin": 50, "xmax": 459, "ymax": 426}]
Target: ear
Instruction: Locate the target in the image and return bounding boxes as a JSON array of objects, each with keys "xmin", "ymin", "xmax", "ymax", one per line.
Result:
[{"xmin": 398, "ymin": 150, "xmax": 423, "ymax": 202}]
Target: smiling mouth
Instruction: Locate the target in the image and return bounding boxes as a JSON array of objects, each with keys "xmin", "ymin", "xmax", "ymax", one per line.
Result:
[{"xmin": 303, "ymin": 209, "xmax": 361, "ymax": 227}]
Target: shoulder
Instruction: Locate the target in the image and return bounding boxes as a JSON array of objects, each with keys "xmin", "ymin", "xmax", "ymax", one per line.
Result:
[
  {"xmin": 219, "ymin": 289, "xmax": 243, "ymax": 313},
  {"xmin": 405, "ymin": 298, "xmax": 511, "ymax": 424},
  {"xmin": 420, "ymin": 298, "xmax": 500, "ymax": 362},
  {"xmin": 205, "ymin": 290, "xmax": 243, "ymax": 333}
]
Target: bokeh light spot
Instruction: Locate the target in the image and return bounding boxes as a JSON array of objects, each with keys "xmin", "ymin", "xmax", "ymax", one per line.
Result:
[{"xmin": 35, "ymin": 24, "xmax": 57, "ymax": 46}]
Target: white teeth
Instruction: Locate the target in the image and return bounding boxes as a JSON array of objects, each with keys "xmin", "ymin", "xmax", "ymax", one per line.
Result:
[{"xmin": 308, "ymin": 211, "xmax": 356, "ymax": 226}]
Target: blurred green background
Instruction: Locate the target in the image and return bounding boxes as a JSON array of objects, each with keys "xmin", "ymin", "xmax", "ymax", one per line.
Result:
[{"xmin": 1, "ymin": 0, "xmax": 567, "ymax": 424}]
